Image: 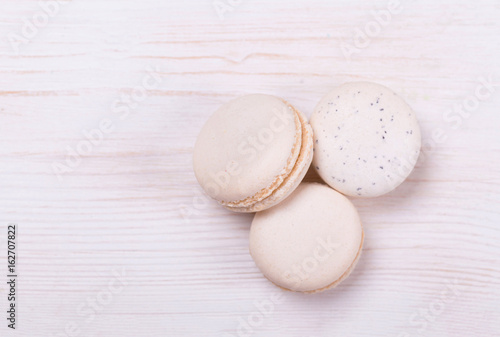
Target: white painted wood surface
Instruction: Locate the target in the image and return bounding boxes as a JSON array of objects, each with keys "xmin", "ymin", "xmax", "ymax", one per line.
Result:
[{"xmin": 1, "ymin": 0, "xmax": 499, "ymax": 336}]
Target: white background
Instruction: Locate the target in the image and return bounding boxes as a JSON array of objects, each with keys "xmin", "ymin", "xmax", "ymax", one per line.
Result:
[{"xmin": 1, "ymin": 0, "xmax": 499, "ymax": 336}]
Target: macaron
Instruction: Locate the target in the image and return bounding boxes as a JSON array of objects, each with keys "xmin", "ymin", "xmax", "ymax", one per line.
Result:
[
  {"xmin": 193, "ymin": 94, "xmax": 313, "ymax": 213},
  {"xmin": 249, "ymin": 183, "xmax": 364, "ymax": 293},
  {"xmin": 310, "ymin": 82, "xmax": 421, "ymax": 197}
]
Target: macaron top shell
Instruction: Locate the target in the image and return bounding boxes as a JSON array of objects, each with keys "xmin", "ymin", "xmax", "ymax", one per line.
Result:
[
  {"xmin": 193, "ymin": 94, "xmax": 301, "ymax": 204},
  {"xmin": 310, "ymin": 82, "xmax": 421, "ymax": 197},
  {"xmin": 249, "ymin": 183, "xmax": 363, "ymax": 293},
  {"xmin": 224, "ymin": 105, "xmax": 314, "ymax": 213}
]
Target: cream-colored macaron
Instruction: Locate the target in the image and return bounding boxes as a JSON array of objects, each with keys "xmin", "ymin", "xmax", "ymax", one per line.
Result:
[
  {"xmin": 193, "ymin": 94, "xmax": 313, "ymax": 212},
  {"xmin": 249, "ymin": 183, "xmax": 364, "ymax": 293},
  {"xmin": 310, "ymin": 82, "xmax": 421, "ymax": 197}
]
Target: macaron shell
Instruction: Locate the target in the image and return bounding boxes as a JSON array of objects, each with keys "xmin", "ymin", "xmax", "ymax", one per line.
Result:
[
  {"xmin": 225, "ymin": 105, "xmax": 313, "ymax": 213},
  {"xmin": 305, "ymin": 230, "xmax": 363, "ymax": 294},
  {"xmin": 310, "ymin": 82, "xmax": 421, "ymax": 197},
  {"xmin": 223, "ymin": 109, "xmax": 302, "ymax": 208},
  {"xmin": 193, "ymin": 94, "xmax": 301, "ymax": 205},
  {"xmin": 269, "ymin": 230, "xmax": 364, "ymax": 294},
  {"xmin": 249, "ymin": 183, "xmax": 363, "ymax": 293}
]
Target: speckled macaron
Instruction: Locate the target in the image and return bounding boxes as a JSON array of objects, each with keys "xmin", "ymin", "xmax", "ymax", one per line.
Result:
[
  {"xmin": 249, "ymin": 183, "xmax": 364, "ymax": 293},
  {"xmin": 193, "ymin": 94, "xmax": 313, "ymax": 212},
  {"xmin": 310, "ymin": 82, "xmax": 421, "ymax": 197}
]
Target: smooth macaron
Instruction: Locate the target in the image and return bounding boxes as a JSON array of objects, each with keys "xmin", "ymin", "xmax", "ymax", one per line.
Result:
[
  {"xmin": 310, "ymin": 82, "xmax": 421, "ymax": 197},
  {"xmin": 249, "ymin": 183, "xmax": 364, "ymax": 293},
  {"xmin": 193, "ymin": 94, "xmax": 313, "ymax": 212}
]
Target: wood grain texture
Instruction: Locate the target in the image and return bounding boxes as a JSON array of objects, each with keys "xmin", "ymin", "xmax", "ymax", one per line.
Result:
[{"xmin": 0, "ymin": 0, "xmax": 499, "ymax": 336}]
